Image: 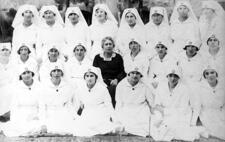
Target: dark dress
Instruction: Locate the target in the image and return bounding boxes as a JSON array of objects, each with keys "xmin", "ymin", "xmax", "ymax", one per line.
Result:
[{"xmin": 93, "ymin": 53, "xmax": 126, "ymax": 107}]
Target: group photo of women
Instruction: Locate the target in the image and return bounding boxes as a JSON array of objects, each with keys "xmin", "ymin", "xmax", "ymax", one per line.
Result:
[{"xmin": 0, "ymin": 0, "xmax": 225, "ymax": 141}]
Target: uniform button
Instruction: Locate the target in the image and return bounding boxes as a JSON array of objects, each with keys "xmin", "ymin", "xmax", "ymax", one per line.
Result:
[
  {"xmin": 29, "ymin": 88, "xmax": 31, "ymax": 90},
  {"xmin": 132, "ymin": 88, "xmax": 135, "ymax": 90},
  {"xmin": 56, "ymin": 89, "xmax": 58, "ymax": 92}
]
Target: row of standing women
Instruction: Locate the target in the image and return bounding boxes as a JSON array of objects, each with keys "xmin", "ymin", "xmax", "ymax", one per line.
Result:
[{"xmin": 0, "ymin": 0, "xmax": 224, "ymax": 141}]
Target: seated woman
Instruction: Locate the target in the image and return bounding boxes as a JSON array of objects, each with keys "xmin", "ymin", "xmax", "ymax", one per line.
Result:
[
  {"xmin": 12, "ymin": 43, "xmax": 38, "ymax": 82},
  {"xmin": 195, "ymin": 65, "xmax": 225, "ymax": 140},
  {"xmin": 151, "ymin": 66, "xmax": 205, "ymax": 141},
  {"xmin": 114, "ymin": 65, "xmax": 154, "ymax": 137},
  {"xmin": 65, "ymin": 43, "xmax": 92, "ymax": 85},
  {"xmin": 72, "ymin": 66, "xmax": 115, "ymax": 136},
  {"xmin": 0, "ymin": 66, "xmax": 42, "ymax": 137},
  {"xmin": 39, "ymin": 45, "xmax": 65, "ymax": 83},
  {"xmin": 93, "ymin": 37, "xmax": 126, "ymax": 107},
  {"xmin": 39, "ymin": 65, "xmax": 75, "ymax": 135},
  {"xmin": 0, "ymin": 43, "xmax": 14, "ymax": 122}
]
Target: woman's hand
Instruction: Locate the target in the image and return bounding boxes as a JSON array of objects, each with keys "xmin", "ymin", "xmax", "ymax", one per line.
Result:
[{"xmin": 110, "ymin": 79, "xmax": 118, "ymax": 86}]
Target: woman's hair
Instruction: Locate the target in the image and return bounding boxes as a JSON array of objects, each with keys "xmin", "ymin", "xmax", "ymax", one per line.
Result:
[
  {"xmin": 19, "ymin": 71, "xmax": 34, "ymax": 80},
  {"xmin": 101, "ymin": 36, "xmax": 115, "ymax": 48},
  {"xmin": 17, "ymin": 45, "xmax": 31, "ymax": 55},
  {"xmin": 73, "ymin": 44, "xmax": 86, "ymax": 52},
  {"xmin": 83, "ymin": 72, "xmax": 98, "ymax": 80}
]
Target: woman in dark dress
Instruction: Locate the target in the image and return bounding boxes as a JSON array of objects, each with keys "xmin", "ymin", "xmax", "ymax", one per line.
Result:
[{"xmin": 93, "ymin": 36, "xmax": 126, "ymax": 107}]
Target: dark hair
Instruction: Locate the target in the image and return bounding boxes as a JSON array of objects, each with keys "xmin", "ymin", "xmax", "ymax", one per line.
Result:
[
  {"xmin": 206, "ymin": 36, "xmax": 220, "ymax": 45},
  {"xmin": 50, "ymin": 69, "xmax": 64, "ymax": 77},
  {"xmin": 155, "ymin": 43, "xmax": 167, "ymax": 50},
  {"xmin": 73, "ymin": 44, "xmax": 86, "ymax": 52},
  {"xmin": 203, "ymin": 69, "xmax": 218, "ymax": 79},
  {"xmin": 183, "ymin": 45, "xmax": 199, "ymax": 51},
  {"xmin": 127, "ymin": 71, "xmax": 143, "ymax": 78},
  {"xmin": 19, "ymin": 71, "xmax": 34, "ymax": 80},
  {"xmin": 101, "ymin": 36, "xmax": 115, "ymax": 48},
  {"xmin": 43, "ymin": 10, "xmax": 56, "ymax": 18},
  {"xmin": 83, "ymin": 72, "xmax": 98, "ymax": 80},
  {"xmin": 125, "ymin": 11, "xmax": 136, "ymax": 19},
  {"xmin": 17, "ymin": 45, "xmax": 31, "ymax": 55}
]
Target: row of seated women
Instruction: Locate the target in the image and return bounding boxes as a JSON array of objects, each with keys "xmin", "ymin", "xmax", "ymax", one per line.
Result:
[{"xmin": 0, "ymin": 34, "xmax": 224, "ymax": 141}]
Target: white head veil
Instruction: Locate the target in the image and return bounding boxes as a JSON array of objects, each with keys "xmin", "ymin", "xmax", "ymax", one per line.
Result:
[
  {"xmin": 92, "ymin": 3, "xmax": 118, "ymax": 25},
  {"xmin": 170, "ymin": 0, "xmax": 198, "ymax": 24},
  {"xmin": 65, "ymin": 7, "xmax": 88, "ymax": 27},
  {"xmin": 12, "ymin": 4, "xmax": 40, "ymax": 28},
  {"xmin": 39, "ymin": 5, "xmax": 64, "ymax": 26},
  {"xmin": 119, "ymin": 8, "xmax": 144, "ymax": 28},
  {"xmin": 199, "ymin": 0, "xmax": 225, "ymax": 22},
  {"xmin": 149, "ymin": 6, "xmax": 169, "ymax": 26}
]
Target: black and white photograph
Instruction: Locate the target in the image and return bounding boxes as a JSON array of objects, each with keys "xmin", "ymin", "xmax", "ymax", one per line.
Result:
[{"xmin": 0, "ymin": 0, "xmax": 225, "ymax": 141}]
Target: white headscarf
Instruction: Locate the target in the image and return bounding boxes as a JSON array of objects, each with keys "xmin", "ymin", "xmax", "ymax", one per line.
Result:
[
  {"xmin": 39, "ymin": 5, "xmax": 64, "ymax": 26},
  {"xmin": 200, "ymin": 0, "xmax": 225, "ymax": 21},
  {"xmin": 119, "ymin": 8, "xmax": 144, "ymax": 28},
  {"xmin": 170, "ymin": 0, "xmax": 198, "ymax": 24},
  {"xmin": 92, "ymin": 3, "xmax": 118, "ymax": 25},
  {"xmin": 149, "ymin": 6, "xmax": 169, "ymax": 26},
  {"xmin": 12, "ymin": 4, "xmax": 40, "ymax": 28},
  {"xmin": 65, "ymin": 7, "xmax": 88, "ymax": 27}
]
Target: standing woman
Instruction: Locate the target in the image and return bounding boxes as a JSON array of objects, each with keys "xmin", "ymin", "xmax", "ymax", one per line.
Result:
[
  {"xmin": 199, "ymin": 0, "xmax": 225, "ymax": 43},
  {"xmin": 93, "ymin": 37, "xmax": 126, "ymax": 108},
  {"xmin": 72, "ymin": 67, "xmax": 115, "ymax": 136},
  {"xmin": 170, "ymin": 0, "xmax": 200, "ymax": 56},
  {"xmin": 89, "ymin": 3, "xmax": 118, "ymax": 60},
  {"xmin": 12, "ymin": 4, "xmax": 39, "ymax": 55},
  {"xmin": 37, "ymin": 5, "xmax": 65, "ymax": 60},
  {"xmin": 64, "ymin": 7, "xmax": 91, "ymax": 58},
  {"xmin": 116, "ymin": 8, "xmax": 146, "ymax": 56}
]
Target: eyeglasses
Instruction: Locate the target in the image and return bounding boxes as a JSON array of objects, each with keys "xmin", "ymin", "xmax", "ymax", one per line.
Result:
[{"xmin": 1, "ymin": 48, "xmax": 9, "ymax": 51}]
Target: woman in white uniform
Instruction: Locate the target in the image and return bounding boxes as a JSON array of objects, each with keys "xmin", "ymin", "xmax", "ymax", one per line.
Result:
[
  {"xmin": 72, "ymin": 66, "xmax": 115, "ymax": 136},
  {"xmin": 194, "ymin": 65, "xmax": 225, "ymax": 140},
  {"xmin": 39, "ymin": 45, "xmax": 65, "ymax": 83},
  {"xmin": 123, "ymin": 37, "xmax": 149, "ymax": 83},
  {"xmin": 12, "ymin": 4, "xmax": 39, "ymax": 55},
  {"xmin": 151, "ymin": 66, "xmax": 204, "ymax": 141},
  {"xmin": 89, "ymin": 4, "xmax": 118, "ymax": 60},
  {"xmin": 148, "ymin": 41, "xmax": 178, "ymax": 89},
  {"xmin": 65, "ymin": 43, "xmax": 92, "ymax": 85},
  {"xmin": 64, "ymin": 7, "xmax": 91, "ymax": 58},
  {"xmin": 170, "ymin": 0, "xmax": 200, "ymax": 56},
  {"xmin": 114, "ymin": 66, "xmax": 154, "ymax": 137},
  {"xmin": 0, "ymin": 66, "xmax": 42, "ymax": 137},
  {"xmin": 116, "ymin": 8, "xmax": 146, "ymax": 56},
  {"xmin": 11, "ymin": 44, "xmax": 38, "ymax": 82},
  {"xmin": 0, "ymin": 43, "xmax": 14, "ymax": 122},
  {"xmin": 145, "ymin": 6, "xmax": 171, "ymax": 57},
  {"xmin": 36, "ymin": 5, "xmax": 65, "ymax": 60},
  {"xmin": 199, "ymin": 0, "xmax": 225, "ymax": 43},
  {"xmin": 177, "ymin": 41, "xmax": 204, "ymax": 85},
  {"xmin": 39, "ymin": 65, "xmax": 75, "ymax": 134}
]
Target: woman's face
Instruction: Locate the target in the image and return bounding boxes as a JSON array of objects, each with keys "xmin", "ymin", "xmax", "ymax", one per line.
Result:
[
  {"xmin": 151, "ymin": 13, "xmax": 164, "ymax": 25},
  {"xmin": 167, "ymin": 73, "xmax": 179, "ymax": 85},
  {"xmin": 19, "ymin": 46, "xmax": 29, "ymax": 56},
  {"xmin": 208, "ymin": 37, "xmax": 219, "ymax": 48},
  {"xmin": 48, "ymin": 48, "xmax": 59, "ymax": 61},
  {"xmin": 43, "ymin": 10, "xmax": 55, "ymax": 23},
  {"xmin": 186, "ymin": 46, "xmax": 198, "ymax": 57},
  {"xmin": 74, "ymin": 45, "xmax": 86, "ymax": 59},
  {"xmin": 0, "ymin": 48, "xmax": 11, "ymax": 57},
  {"xmin": 129, "ymin": 41, "xmax": 140, "ymax": 53},
  {"xmin": 125, "ymin": 12, "xmax": 136, "ymax": 27},
  {"xmin": 102, "ymin": 39, "xmax": 114, "ymax": 53},
  {"xmin": 23, "ymin": 10, "xmax": 33, "ymax": 22},
  {"xmin": 85, "ymin": 72, "xmax": 97, "ymax": 86},
  {"xmin": 204, "ymin": 69, "xmax": 217, "ymax": 82},
  {"xmin": 50, "ymin": 69, "xmax": 63, "ymax": 79},
  {"xmin": 21, "ymin": 71, "xmax": 33, "ymax": 82},
  {"xmin": 155, "ymin": 44, "xmax": 167, "ymax": 56},
  {"xmin": 201, "ymin": 8, "xmax": 215, "ymax": 19},
  {"xmin": 95, "ymin": 8, "xmax": 107, "ymax": 22},
  {"xmin": 128, "ymin": 71, "xmax": 142, "ymax": 85},
  {"xmin": 68, "ymin": 13, "xmax": 79, "ymax": 25},
  {"xmin": 177, "ymin": 5, "xmax": 189, "ymax": 18}
]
